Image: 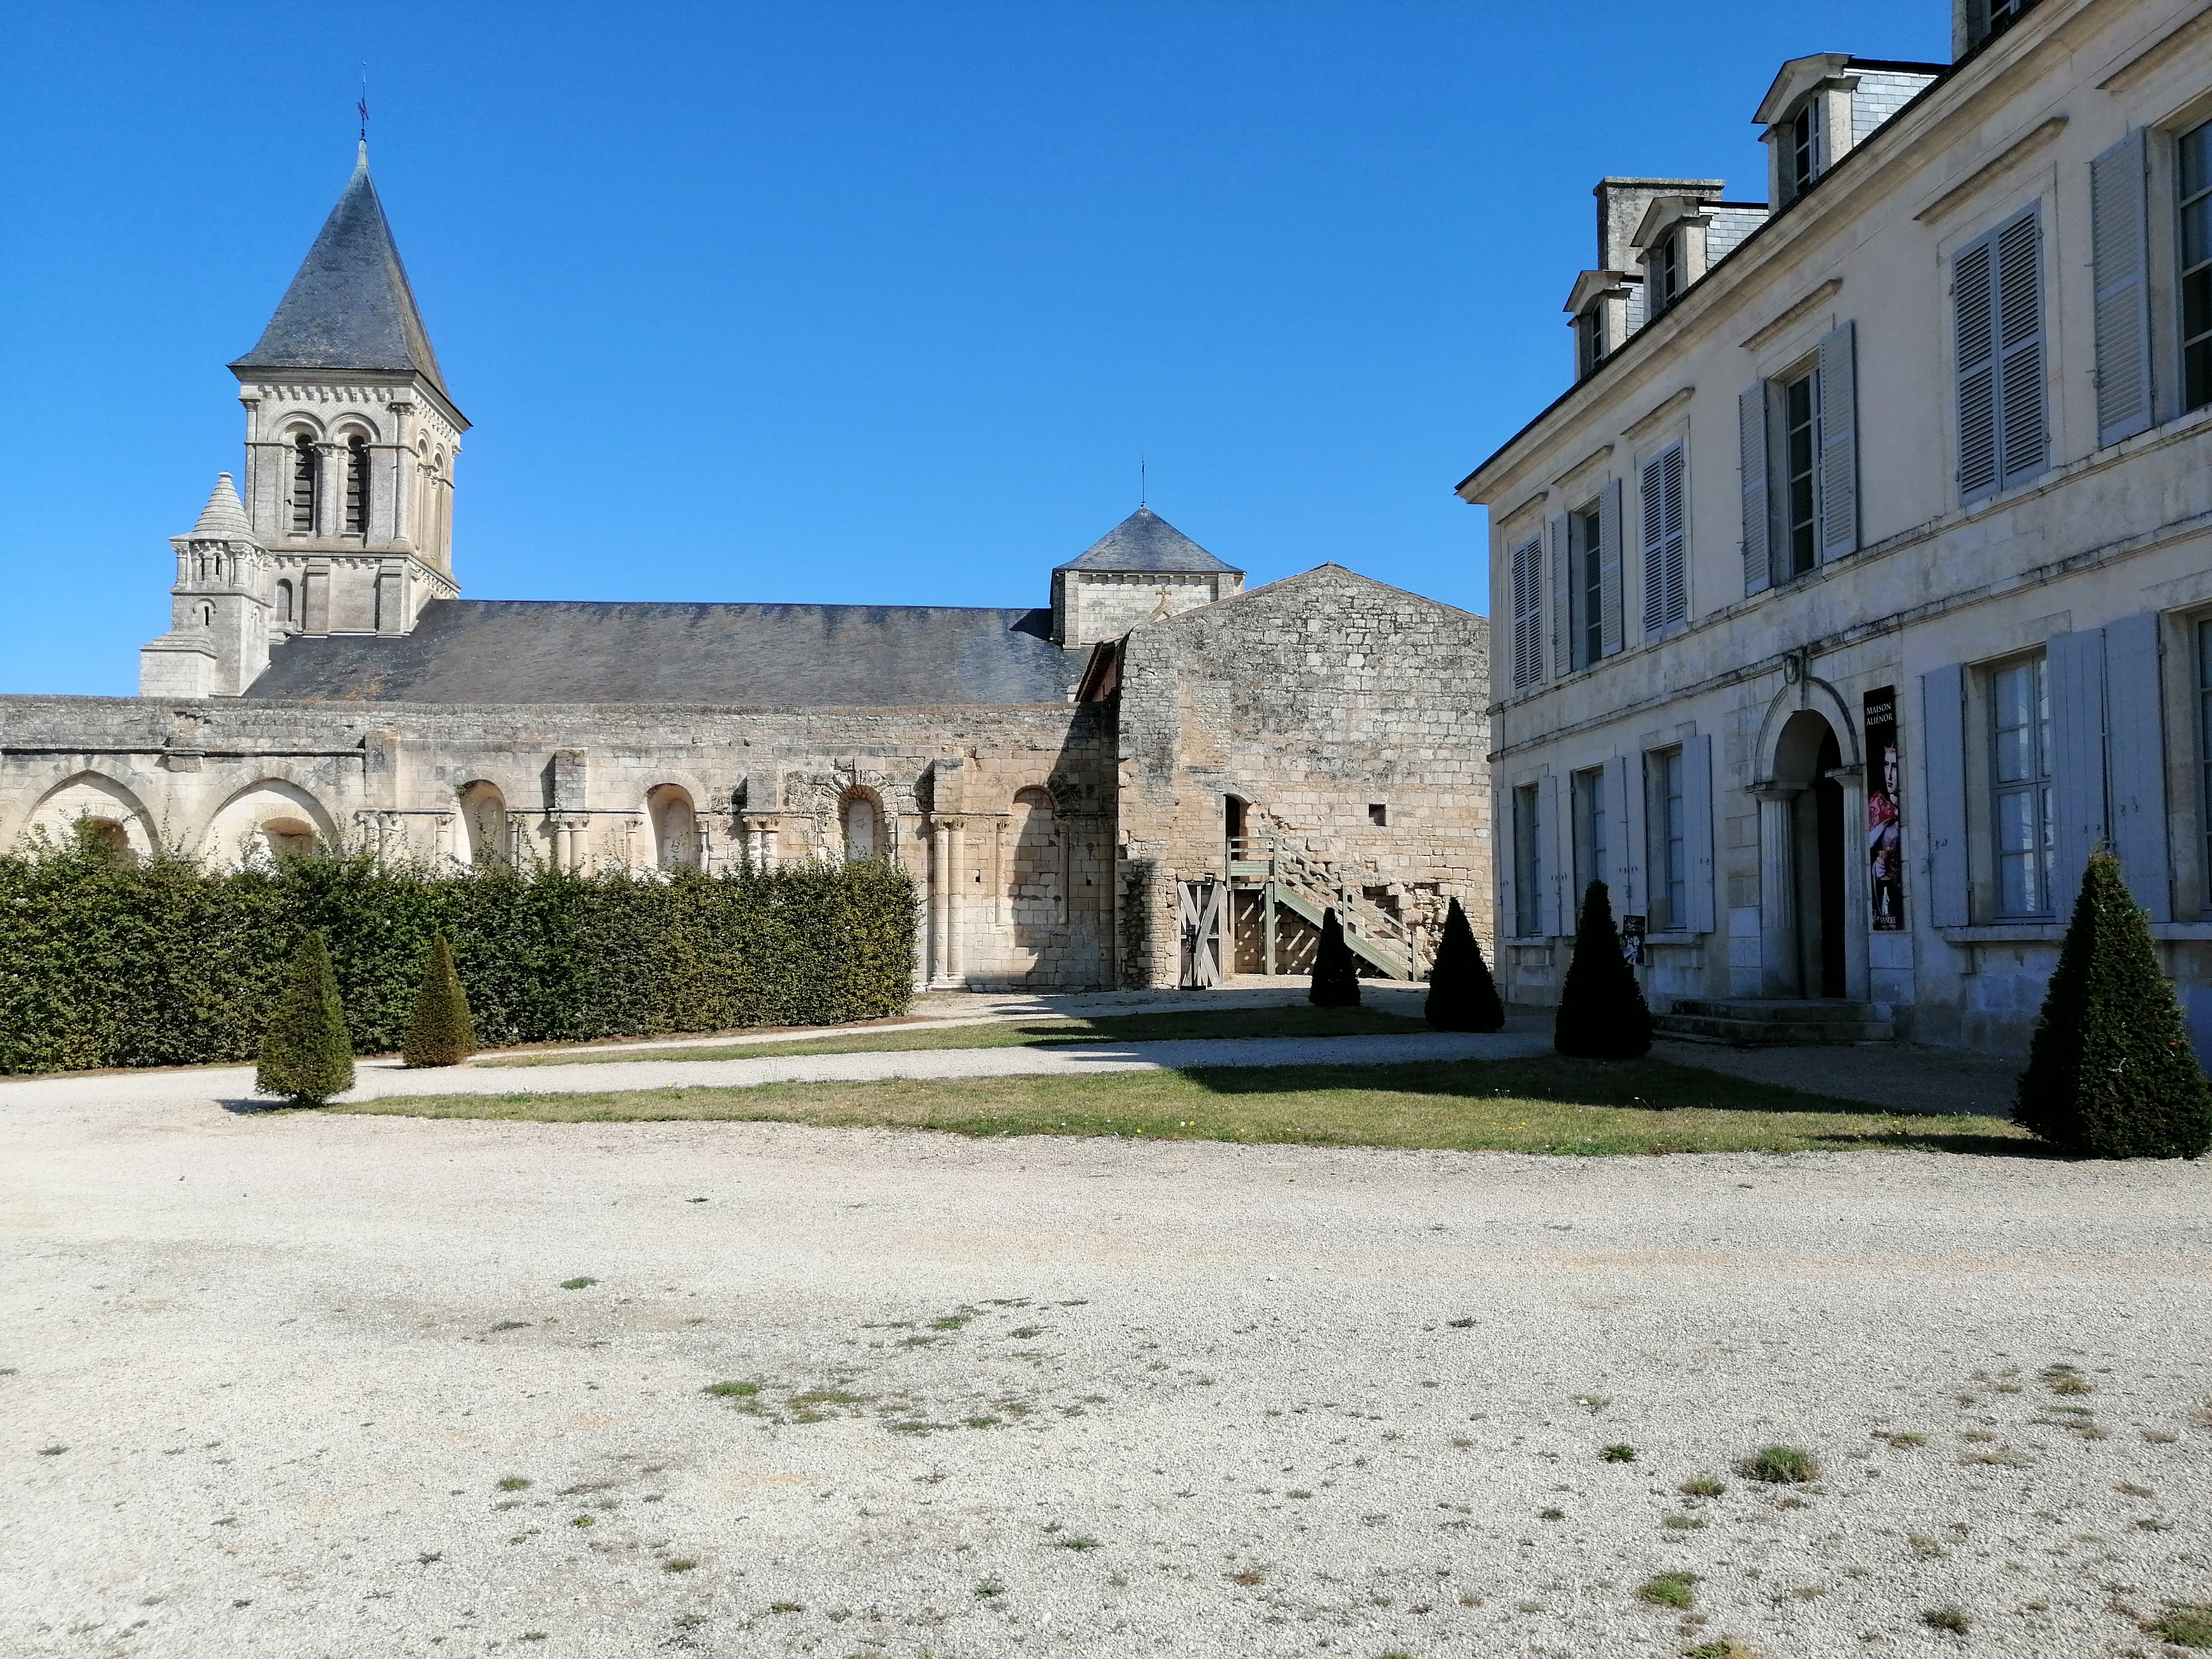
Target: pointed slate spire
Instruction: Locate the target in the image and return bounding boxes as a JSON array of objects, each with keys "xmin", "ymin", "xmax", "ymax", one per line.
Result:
[
  {"xmin": 182, "ymin": 473, "xmax": 255, "ymax": 541},
  {"xmin": 1053, "ymin": 505, "xmax": 1241, "ymax": 575},
  {"xmin": 231, "ymin": 150, "xmax": 450, "ymax": 398}
]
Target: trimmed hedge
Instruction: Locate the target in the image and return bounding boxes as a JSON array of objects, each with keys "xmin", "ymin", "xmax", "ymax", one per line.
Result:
[{"xmin": 0, "ymin": 844, "xmax": 917, "ymax": 1074}]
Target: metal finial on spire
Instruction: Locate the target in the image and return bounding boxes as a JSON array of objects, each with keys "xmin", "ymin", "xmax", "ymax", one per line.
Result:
[
  {"xmin": 356, "ymin": 64, "xmax": 370, "ymax": 165},
  {"xmin": 1140, "ymin": 454, "xmax": 1147, "ymax": 508}
]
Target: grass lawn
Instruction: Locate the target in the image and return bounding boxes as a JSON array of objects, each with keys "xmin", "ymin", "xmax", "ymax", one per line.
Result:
[
  {"xmin": 476, "ymin": 1003, "xmax": 1433, "ymax": 1066},
  {"xmin": 338, "ymin": 1055, "xmax": 2036, "ymax": 1156}
]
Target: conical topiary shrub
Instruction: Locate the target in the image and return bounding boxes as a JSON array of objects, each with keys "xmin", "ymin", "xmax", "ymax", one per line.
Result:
[
  {"xmin": 2015, "ymin": 849, "xmax": 2212, "ymax": 1158},
  {"xmin": 256, "ymin": 928, "xmax": 355, "ymax": 1105},
  {"xmin": 1309, "ymin": 907, "xmax": 1362, "ymax": 1008},
  {"xmin": 1553, "ymin": 879, "xmax": 1652, "ymax": 1059},
  {"xmin": 1425, "ymin": 896, "xmax": 1505, "ymax": 1032},
  {"xmin": 402, "ymin": 932, "xmax": 477, "ymax": 1068}
]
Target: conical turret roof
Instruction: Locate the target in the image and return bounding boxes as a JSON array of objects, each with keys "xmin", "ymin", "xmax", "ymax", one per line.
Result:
[
  {"xmin": 1053, "ymin": 506, "xmax": 1240, "ymax": 575},
  {"xmin": 182, "ymin": 473, "xmax": 254, "ymax": 541},
  {"xmin": 230, "ymin": 147, "xmax": 451, "ymax": 400}
]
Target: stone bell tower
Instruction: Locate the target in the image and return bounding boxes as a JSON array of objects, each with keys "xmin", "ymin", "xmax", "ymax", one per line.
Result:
[{"xmin": 140, "ymin": 142, "xmax": 468, "ymax": 696}]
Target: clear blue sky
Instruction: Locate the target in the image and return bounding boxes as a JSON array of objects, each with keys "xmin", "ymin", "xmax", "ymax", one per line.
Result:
[{"xmin": 0, "ymin": 1, "xmax": 1944, "ymax": 696}]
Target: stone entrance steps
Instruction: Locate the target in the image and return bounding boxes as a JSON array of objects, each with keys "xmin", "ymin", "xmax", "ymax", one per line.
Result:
[{"xmin": 1655, "ymin": 998, "xmax": 1894, "ymax": 1047}]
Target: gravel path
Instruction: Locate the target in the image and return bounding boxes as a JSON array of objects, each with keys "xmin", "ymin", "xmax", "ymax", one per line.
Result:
[
  {"xmin": 0, "ymin": 1031, "xmax": 1555, "ymax": 1115},
  {"xmin": 4, "ymin": 1079, "xmax": 2209, "ymax": 1658}
]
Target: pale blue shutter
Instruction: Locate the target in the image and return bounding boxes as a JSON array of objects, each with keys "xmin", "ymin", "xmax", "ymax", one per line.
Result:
[
  {"xmin": 1920, "ymin": 665, "xmax": 1970, "ymax": 926},
  {"xmin": 1598, "ymin": 478, "xmax": 1624, "ymax": 657},
  {"xmin": 1641, "ymin": 453, "xmax": 1667, "ymax": 635},
  {"xmin": 1510, "ymin": 537, "xmax": 1541, "ymax": 690},
  {"xmin": 1683, "ymin": 732, "xmax": 1716, "ymax": 934},
  {"xmin": 2103, "ymin": 612, "xmax": 2170, "ymax": 920},
  {"xmin": 2091, "ymin": 130, "xmax": 2155, "ymax": 447},
  {"xmin": 1954, "ymin": 232, "xmax": 2000, "ymax": 502},
  {"xmin": 1818, "ymin": 320, "xmax": 1859, "ymax": 561},
  {"xmin": 1550, "ymin": 512, "xmax": 1573, "ymax": 676},
  {"xmin": 1739, "ymin": 382, "xmax": 1772, "ymax": 595},
  {"xmin": 1996, "ymin": 209, "xmax": 2047, "ymax": 490},
  {"xmin": 1662, "ymin": 447, "xmax": 1688, "ymax": 628},
  {"xmin": 1543, "ymin": 772, "xmax": 1566, "ymax": 934},
  {"xmin": 1605, "ymin": 753, "xmax": 1635, "ymax": 914},
  {"xmin": 2048, "ymin": 628, "xmax": 2109, "ymax": 912},
  {"xmin": 1495, "ymin": 785, "xmax": 1515, "ymax": 947}
]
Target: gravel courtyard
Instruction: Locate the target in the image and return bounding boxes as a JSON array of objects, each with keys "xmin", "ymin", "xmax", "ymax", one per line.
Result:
[{"xmin": 4, "ymin": 1074, "xmax": 2211, "ymax": 1659}]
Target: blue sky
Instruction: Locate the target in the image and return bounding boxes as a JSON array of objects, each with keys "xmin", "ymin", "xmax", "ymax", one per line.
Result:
[{"xmin": 0, "ymin": 1, "xmax": 1945, "ymax": 696}]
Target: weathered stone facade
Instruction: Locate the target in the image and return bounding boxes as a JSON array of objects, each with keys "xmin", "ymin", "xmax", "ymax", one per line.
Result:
[{"xmin": 4, "ymin": 146, "xmax": 1493, "ymax": 994}]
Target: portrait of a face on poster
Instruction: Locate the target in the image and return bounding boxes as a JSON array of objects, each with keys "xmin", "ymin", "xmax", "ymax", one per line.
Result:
[{"xmin": 1864, "ymin": 687, "xmax": 1903, "ymax": 931}]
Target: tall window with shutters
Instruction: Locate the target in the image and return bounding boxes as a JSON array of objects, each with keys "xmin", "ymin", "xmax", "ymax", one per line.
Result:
[
  {"xmin": 1741, "ymin": 323, "xmax": 1858, "ymax": 595},
  {"xmin": 1573, "ymin": 502, "xmax": 1604, "ymax": 668},
  {"xmin": 1990, "ymin": 655, "xmax": 2054, "ymax": 917},
  {"xmin": 1512, "ymin": 783, "xmax": 1544, "ymax": 937},
  {"xmin": 2199, "ymin": 620, "xmax": 2212, "ymax": 910},
  {"xmin": 1509, "ymin": 535, "xmax": 1543, "ymax": 691},
  {"xmin": 1640, "ymin": 444, "xmax": 1687, "ymax": 635},
  {"xmin": 2180, "ymin": 121, "xmax": 2212, "ymax": 416},
  {"xmin": 1953, "ymin": 207, "xmax": 2046, "ymax": 503},
  {"xmin": 1571, "ymin": 766, "xmax": 1608, "ymax": 910},
  {"xmin": 289, "ymin": 434, "xmax": 318, "ymax": 535},
  {"xmin": 1644, "ymin": 747, "xmax": 1687, "ymax": 932},
  {"xmin": 343, "ymin": 435, "xmax": 369, "ymax": 534}
]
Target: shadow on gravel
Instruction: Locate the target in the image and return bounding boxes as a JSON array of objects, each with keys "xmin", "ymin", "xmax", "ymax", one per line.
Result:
[
  {"xmin": 219, "ymin": 1097, "xmax": 293, "ymax": 1115},
  {"xmin": 1804, "ymin": 1129, "xmax": 2054, "ymax": 1158},
  {"xmin": 1183, "ymin": 1055, "xmax": 1912, "ymax": 1116}
]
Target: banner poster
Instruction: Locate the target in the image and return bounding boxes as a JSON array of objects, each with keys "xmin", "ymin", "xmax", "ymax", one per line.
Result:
[
  {"xmin": 1864, "ymin": 686, "xmax": 1904, "ymax": 931},
  {"xmin": 1620, "ymin": 914, "xmax": 1647, "ymax": 966}
]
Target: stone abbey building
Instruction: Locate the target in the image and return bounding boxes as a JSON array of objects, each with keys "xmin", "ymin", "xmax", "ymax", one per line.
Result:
[{"xmin": 0, "ymin": 147, "xmax": 1491, "ymax": 991}]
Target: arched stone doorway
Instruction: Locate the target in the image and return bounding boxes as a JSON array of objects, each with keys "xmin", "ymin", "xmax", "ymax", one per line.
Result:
[{"xmin": 1760, "ymin": 708, "xmax": 1856, "ymax": 999}]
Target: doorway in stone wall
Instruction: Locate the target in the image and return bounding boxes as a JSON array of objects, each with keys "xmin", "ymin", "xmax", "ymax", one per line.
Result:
[{"xmin": 1775, "ymin": 711, "xmax": 1847, "ymax": 999}]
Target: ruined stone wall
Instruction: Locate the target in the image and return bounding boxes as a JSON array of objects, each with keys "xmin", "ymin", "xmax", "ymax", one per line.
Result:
[
  {"xmin": 0, "ymin": 695, "xmax": 1118, "ymax": 991},
  {"xmin": 1111, "ymin": 566, "xmax": 1491, "ymax": 988}
]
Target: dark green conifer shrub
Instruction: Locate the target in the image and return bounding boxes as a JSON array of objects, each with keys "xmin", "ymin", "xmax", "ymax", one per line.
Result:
[
  {"xmin": 256, "ymin": 929, "xmax": 355, "ymax": 1104},
  {"xmin": 1424, "ymin": 896, "xmax": 1504, "ymax": 1031},
  {"xmin": 2015, "ymin": 849, "xmax": 2212, "ymax": 1158},
  {"xmin": 1553, "ymin": 879, "xmax": 1652, "ymax": 1059},
  {"xmin": 1309, "ymin": 908, "xmax": 1362, "ymax": 1008},
  {"xmin": 402, "ymin": 932, "xmax": 476, "ymax": 1068}
]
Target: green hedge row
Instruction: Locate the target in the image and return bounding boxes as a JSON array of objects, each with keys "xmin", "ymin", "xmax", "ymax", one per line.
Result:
[{"xmin": 0, "ymin": 842, "xmax": 917, "ymax": 1074}]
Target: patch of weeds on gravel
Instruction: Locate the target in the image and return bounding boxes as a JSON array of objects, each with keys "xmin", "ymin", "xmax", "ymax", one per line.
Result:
[
  {"xmin": 559, "ymin": 1277, "xmax": 597, "ymax": 1290},
  {"xmin": 488, "ymin": 1321, "xmax": 530, "ymax": 1333},
  {"xmin": 1922, "ymin": 1605, "xmax": 1970, "ymax": 1634},
  {"xmin": 1879, "ymin": 1431, "xmax": 1926, "ymax": 1448},
  {"xmin": 1739, "ymin": 1445, "xmax": 1817, "ymax": 1484},
  {"xmin": 1909, "ymin": 1535, "xmax": 1946, "ymax": 1559},
  {"xmin": 496, "ymin": 1476, "xmax": 532, "ymax": 1491},
  {"xmin": 1679, "ymin": 1475, "xmax": 1726, "ymax": 1498},
  {"xmin": 663, "ymin": 1559, "xmax": 697, "ymax": 1573},
  {"xmin": 36, "ymin": 1445, "xmax": 66, "ymax": 1456},
  {"xmin": 1538, "ymin": 1507, "xmax": 1566, "ymax": 1521},
  {"xmin": 767, "ymin": 1601, "xmax": 802, "ymax": 1614},
  {"xmin": 973, "ymin": 1579, "xmax": 1004, "ymax": 1599},
  {"xmin": 2042, "ymin": 1363, "xmax": 2093, "ymax": 1395},
  {"xmin": 1639, "ymin": 1572, "xmax": 1698, "ymax": 1610},
  {"xmin": 1601, "ymin": 1443, "xmax": 1636, "ymax": 1462},
  {"xmin": 2147, "ymin": 1602, "xmax": 2212, "ymax": 1646},
  {"xmin": 1681, "ymin": 1642, "xmax": 1760, "ymax": 1659}
]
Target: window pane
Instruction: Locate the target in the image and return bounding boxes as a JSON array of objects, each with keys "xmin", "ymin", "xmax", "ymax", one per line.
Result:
[{"xmin": 2184, "ymin": 122, "xmax": 2211, "ymax": 200}]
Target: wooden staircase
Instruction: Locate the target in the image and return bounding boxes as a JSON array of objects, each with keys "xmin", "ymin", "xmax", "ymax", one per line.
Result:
[{"xmin": 1226, "ymin": 836, "xmax": 1421, "ymax": 980}]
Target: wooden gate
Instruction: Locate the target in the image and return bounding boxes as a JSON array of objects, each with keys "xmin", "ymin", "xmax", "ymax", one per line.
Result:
[{"xmin": 1178, "ymin": 878, "xmax": 1224, "ymax": 988}]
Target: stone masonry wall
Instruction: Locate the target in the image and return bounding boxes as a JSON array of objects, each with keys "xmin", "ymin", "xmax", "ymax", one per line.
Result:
[{"xmin": 1112, "ymin": 566, "xmax": 1491, "ymax": 988}]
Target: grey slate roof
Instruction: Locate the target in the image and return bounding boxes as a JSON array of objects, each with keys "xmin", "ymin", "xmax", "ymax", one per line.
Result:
[
  {"xmin": 1053, "ymin": 506, "xmax": 1240, "ymax": 575},
  {"xmin": 242, "ymin": 599, "xmax": 1090, "ymax": 707},
  {"xmin": 231, "ymin": 149, "xmax": 451, "ymax": 400}
]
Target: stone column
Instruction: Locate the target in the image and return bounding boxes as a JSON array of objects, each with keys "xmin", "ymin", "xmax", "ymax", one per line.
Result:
[
  {"xmin": 1754, "ymin": 785, "xmax": 1802, "ymax": 998},
  {"xmin": 947, "ymin": 818, "xmax": 967, "ymax": 986},
  {"xmin": 1830, "ymin": 764, "xmax": 1870, "ymax": 1002},
  {"xmin": 931, "ymin": 819, "xmax": 953, "ymax": 984}
]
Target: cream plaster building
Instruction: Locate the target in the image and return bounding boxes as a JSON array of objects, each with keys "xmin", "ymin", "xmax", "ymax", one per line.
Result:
[
  {"xmin": 1462, "ymin": 0, "xmax": 2212, "ymax": 1054},
  {"xmin": 4, "ymin": 146, "xmax": 1491, "ymax": 992}
]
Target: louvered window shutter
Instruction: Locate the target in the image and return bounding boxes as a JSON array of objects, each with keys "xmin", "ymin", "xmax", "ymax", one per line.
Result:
[
  {"xmin": 1682, "ymin": 734, "xmax": 1716, "ymax": 934},
  {"xmin": 2091, "ymin": 130, "xmax": 2154, "ymax": 447},
  {"xmin": 2101, "ymin": 612, "xmax": 2171, "ymax": 920},
  {"xmin": 1550, "ymin": 513, "xmax": 1574, "ymax": 676},
  {"xmin": 1642, "ymin": 446, "xmax": 1688, "ymax": 634},
  {"xmin": 1541, "ymin": 772, "xmax": 1564, "ymax": 935},
  {"xmin": 2047, "ymin": 629, "xmax": 2109, "ymax": 912},
  {"xmin": 1598, "ymin": 477, "xmax": 1624, "ymax": 658},
  {"xmin": 1495, "ymin": 785, "xmax": 1515, "ymax": 945},
  {"xmin": 1996, "ymin": 209, "xmax": 2047, "ymax": 489},
  {"xmin": 1920, "ymin": 665, "xmax": 1970, "ymax": 926},
  {"xmin": 1510, "ymin": 537, "xmax": 1541, "ymax": 690},
  {"xmin": 1818, "ymin": 320, "xmax": 1859, "ymax": 561},
  {"xmin": 1738, "ymin": 382, "xmax": 1772, "ymax": 596},
  {"xmin": 1954, "ymin": 232, "xmax": 2000, "ymax": 501}
]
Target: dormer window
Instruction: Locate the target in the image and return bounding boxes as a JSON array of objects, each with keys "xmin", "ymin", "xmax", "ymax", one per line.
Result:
[
  {"xmin": 1782, "ymin": 99, "xmax": 1823, "ymax": 203},
  {"xmin": 289, "ymin": 434, "xmax": 317, "ymax": 534},
  {"xmin": 1573, "ymin": 308, "xmax": 1604, "ymax": 378},
  {"xmin": 1652, "ymin": 232, "xmax": 1684, "ymax": 314},
  {"xmin": 1968, "ymin": 0, "xmax": 2042, "ymax": 50}
]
